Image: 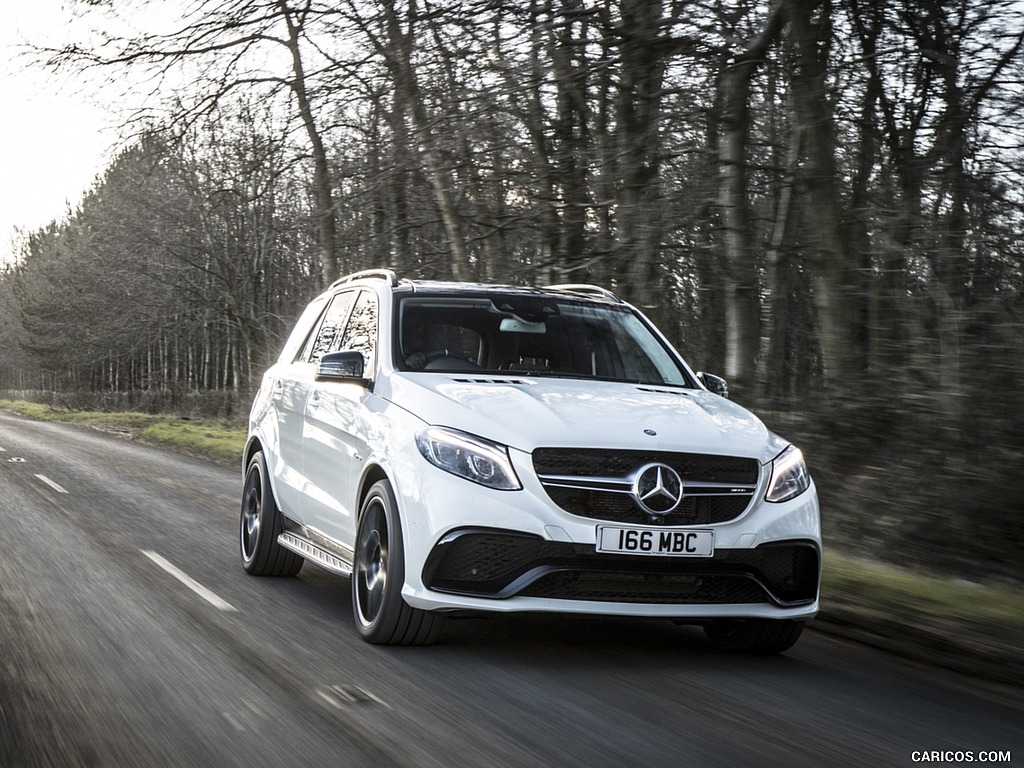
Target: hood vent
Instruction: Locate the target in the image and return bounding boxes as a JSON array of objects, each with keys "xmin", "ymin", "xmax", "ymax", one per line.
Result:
[
  {"xmin": 635, "ymin": 386, "xmax": 691, "ymax": 397},
  {"xmin": 451, "ymin": 377, "xmax": 533, "ymax": 386}
]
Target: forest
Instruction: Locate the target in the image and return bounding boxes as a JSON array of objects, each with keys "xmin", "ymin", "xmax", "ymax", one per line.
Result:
[{"xmin": 0, "ymin": 0, "xmax": 1021, "ymax": 582}]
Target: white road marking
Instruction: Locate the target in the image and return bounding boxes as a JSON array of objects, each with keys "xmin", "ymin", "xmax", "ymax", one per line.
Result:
[
  {"xmin": 35, "ymin": 474, "xmax": 68, "ymax": 493},
  {"xmin": 316, "ymin": 689, "xmax": 346, "ymax": 711},
  {"xmin": 142, "ymin": 550, "xmax": 238, "ymax": 612},
  {"xmin": 317, "ymin": 684, "xmax": 389, "ymax": 710}
]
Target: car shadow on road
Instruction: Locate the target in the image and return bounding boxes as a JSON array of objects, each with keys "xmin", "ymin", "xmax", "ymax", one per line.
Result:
[{"xmin": 246, "ymin": 560, "xmax": 814, "ymax": 680}]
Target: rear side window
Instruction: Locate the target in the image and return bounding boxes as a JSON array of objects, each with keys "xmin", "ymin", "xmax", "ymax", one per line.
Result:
[
  {"xmin": 301, "ymin": 291, "xmax": 356, "ymax": 365},
  {"xmin": 278, "ymin": 295, "xmax": 329, "ymax": 364}
]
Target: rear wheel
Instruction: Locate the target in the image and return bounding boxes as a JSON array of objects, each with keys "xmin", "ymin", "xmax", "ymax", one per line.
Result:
[
  {"xmin": 353, "ymin": 479, "xmax": 444, "ymax": 645},
  {"xmin": 703, "ymin": 619, "xmax": 804, "ymax": 654},
  {"xmin": 240, "ymin": 451, "xmax": 303, "ymax": 576}
]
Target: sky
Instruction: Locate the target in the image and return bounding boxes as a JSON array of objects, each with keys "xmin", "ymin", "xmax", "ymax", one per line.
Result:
[{"xmin": 0, "ymin": 2, "xmax": 119, "ymax": 264}]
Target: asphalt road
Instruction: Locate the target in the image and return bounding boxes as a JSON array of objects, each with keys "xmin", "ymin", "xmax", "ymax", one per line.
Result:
[{"xmin": 1, "ymin": 410, "xmax": 1021, "ymax": 768}]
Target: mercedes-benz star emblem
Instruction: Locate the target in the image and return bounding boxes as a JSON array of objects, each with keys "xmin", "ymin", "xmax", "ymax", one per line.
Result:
[{"xmin": 632, "ymin": 463, "xmax": 684, "ymax": 515}]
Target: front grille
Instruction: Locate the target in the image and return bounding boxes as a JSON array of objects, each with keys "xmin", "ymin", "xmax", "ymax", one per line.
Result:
[
  {"xmin": 532, "ymin": 448, "xmax": 760, "ymax": 525},
  {"xmin": 423, "ymin": 529, "xmax": 819, "ymax": 606},
  {"xmin": 541, "ymin": 488, "xmax": 751, "ymax": 526}
]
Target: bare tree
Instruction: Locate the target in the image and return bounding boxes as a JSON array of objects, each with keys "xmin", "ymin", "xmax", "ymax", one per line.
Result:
[
  {"xmin": 41, "ymin": 0, "xmax": 341, "ymax": 283},
  {"xmin": 845, "ymin": 0, "xmax": 1024, "ymax": 405},
  {"xmin": 339, "ymin": 0, "xmax": 473, "ymax": 279}
]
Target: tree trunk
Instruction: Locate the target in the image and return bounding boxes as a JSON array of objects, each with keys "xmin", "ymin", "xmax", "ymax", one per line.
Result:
[
  {"xmin": 613, "ymin": 0, "xmax": 669, "ymax": 324},
  {"xmin": 278, "ymin": 1, "xmax": 339, "ymax": 285},
  {"xmin": 783, "ymin": 0, "xmax": 863, "ymax": 388},
  {"xmin": 761, "ymin": 124, "xmax": 802, "ymax": 398},
  {"xmin": 714, "ymin": 4, "xmax": 785, "ymax": 396}
]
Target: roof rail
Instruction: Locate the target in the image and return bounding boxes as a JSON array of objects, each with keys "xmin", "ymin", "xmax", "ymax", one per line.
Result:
[
  {"xmin": 329, "ymin": 268, "xmax": 399, "ymax": 290},
  {"xmin": 547, "ymin": 283, "xmax": 622, "ymax": 302}
]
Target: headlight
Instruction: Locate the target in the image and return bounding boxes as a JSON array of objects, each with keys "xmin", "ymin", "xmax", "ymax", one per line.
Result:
[
  {"xmin": 766, "ymin": 445, "xmax": 810, "ymax": 503},
  {"xmin": 415, "ymin": 427, "xmax": 522, "ymax": 490}
]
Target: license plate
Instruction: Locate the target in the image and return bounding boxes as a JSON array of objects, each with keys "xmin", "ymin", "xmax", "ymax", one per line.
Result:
[{"xmin": 596, "ymin": 526, "xmax": 714, "ymax": 557}]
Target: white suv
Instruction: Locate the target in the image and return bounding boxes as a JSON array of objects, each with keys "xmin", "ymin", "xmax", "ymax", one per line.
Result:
[{"xmin": 240, "ymin": 270, "xmax": 820, "ymax": 651}]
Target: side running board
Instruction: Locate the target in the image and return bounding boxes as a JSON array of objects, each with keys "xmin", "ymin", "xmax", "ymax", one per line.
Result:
[{"xmin": 278, "ymin": 532, "xmax": 354, "ymax": 576}]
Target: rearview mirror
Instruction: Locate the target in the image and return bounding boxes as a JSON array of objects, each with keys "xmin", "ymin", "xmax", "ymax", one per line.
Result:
[
  {"xmin": 316, "ymin": 350, "xmax": 367, "ymax": 383},
  {"xmin": 499, "ymin": 317, "xmax": 547, "ymax": 334},
  {"xmin": 696, "ymin": 372, "xmax": 729, "ymax": 398}
]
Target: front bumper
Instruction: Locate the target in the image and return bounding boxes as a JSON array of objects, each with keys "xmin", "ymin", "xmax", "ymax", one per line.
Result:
[
  {"xmin": 393, "ymin": 447, "xmax": 821, "ymax": 621},
  {"xmin": 423, "ymin": 531, "xmax": 819, "ymax": 607}
]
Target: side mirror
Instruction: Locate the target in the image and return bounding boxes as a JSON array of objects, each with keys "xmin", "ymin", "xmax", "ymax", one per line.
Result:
[
  {"xmin": 696, "ymin": 372, "xmax": 729, "ymax": 398},
  {"xmin": 316, "ymin": 350, "xmax": 367, "ymax": 383}
]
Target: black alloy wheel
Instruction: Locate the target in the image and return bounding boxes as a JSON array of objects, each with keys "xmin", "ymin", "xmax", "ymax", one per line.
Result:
[
  {"xmin": 240, "ymin": 451, "xmax": 303, "ymax": 577},
  {"xmin": 353, "ymin": 479, "xmax": 444, "ymax": 645}
]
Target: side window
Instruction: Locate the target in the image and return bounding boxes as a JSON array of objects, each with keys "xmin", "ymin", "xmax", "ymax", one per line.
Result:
[
  {"xmin": 340, "ymin": 291, "xmax": 379, "ymax": 375},
  {"xmin": 279, "ymin": 296, "xmax": 328, "ymax": 364},
  {"xmin": 302, "ymin": 291, "xmax": 356, "ymax": 365}
]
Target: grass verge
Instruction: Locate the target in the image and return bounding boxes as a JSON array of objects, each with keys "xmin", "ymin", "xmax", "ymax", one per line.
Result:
[
  {"xmin": 0, "ymin": 399, "xmax": 245, "ymax": 465},
  {"xmin": 822, "ymin": 550, "xmax": 1024, "ymax": 630},
  {"xmin": 818, "ymin": 550, "xmax": 1024, "ymax": 688}
]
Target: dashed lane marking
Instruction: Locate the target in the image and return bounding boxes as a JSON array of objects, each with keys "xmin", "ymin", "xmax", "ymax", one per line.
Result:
[
  {"xmin": 317, "ymin": 684, "xmax": 389, "ymax": 710},
  {"xmin": 35, "ymin": 474, "xmax": 69, "ymax": 493},
  {"xmin": 142, "ymin": 550, "xmax": 238, "ymax": 612}
]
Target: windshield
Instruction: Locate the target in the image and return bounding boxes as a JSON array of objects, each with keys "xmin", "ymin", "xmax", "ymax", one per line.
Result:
[{"xmin": 395, "ymin": 294, "xmax": 692, "ymax": 386}]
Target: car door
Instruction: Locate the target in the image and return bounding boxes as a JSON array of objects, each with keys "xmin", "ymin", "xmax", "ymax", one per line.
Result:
[
  {"xmin": 271, "ymin": 290, "xmax": 356, "ymax": 521},
  {"xmin": 301, "ymin": 289, "xmax": 378, "ymax": 548},
  {"xmin": 260, "ymin": 294, "xmax": 323, "ymax": 519}
]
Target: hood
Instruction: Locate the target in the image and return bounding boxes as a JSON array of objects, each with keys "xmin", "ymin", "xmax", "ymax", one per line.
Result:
[{"xmin": 383, "ymin": 373, "xmax": 783, "ymax": 462}]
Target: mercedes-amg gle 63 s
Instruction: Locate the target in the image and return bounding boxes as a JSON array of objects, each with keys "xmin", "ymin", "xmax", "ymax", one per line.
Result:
[{"xmin": 239, "ymin": 269, "xmax": 820, "ymax": 651}]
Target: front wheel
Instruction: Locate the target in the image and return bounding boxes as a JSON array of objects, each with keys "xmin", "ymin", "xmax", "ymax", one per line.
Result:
[
  {"xmin": 352, "ymin": 480, "xmax": 444, "ymax": 645},
  {"xmin": 703, "ymin": 619, "xmax": 804, "ymax": 654},
  {"xmin": 240, "ymin": 451, "xmax": 303, "ymax": 577}
]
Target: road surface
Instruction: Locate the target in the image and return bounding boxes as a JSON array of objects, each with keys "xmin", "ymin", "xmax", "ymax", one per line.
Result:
[{"xmin": 0, "ymin": 410, "xmax": 1020, "ymax": 767}]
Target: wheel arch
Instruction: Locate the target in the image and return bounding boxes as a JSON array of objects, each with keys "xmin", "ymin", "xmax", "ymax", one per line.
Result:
[
  {"xmin": 242, "ymin": 435, "xmax": 289, "ymax": 518},
  {"xmin": 355, "ymin": 462, "xmax": 411, "ymax": 563},
  {"xmin": 242, "ymin": 435, "xmax": 264, "ymax": 473},
  {"xmin": 351, "ymin": 464, "xmax": 445, "ymax": 644},
  {"xmin": 356, "ymin": 462, "xmax": 393, "ymax": 521}
]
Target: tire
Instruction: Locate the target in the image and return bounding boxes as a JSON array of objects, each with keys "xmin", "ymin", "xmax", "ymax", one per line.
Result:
[
  {"xmin": 703, "ymin": 619, "xmax": 804, "ymax": 654},
  {"xmin": 240, "ymin": 451, "xmax": 303, "ymax": 577},
  {"xmin": 352, "ymin": 479, "xmax": 444, "ymax": 645}
]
